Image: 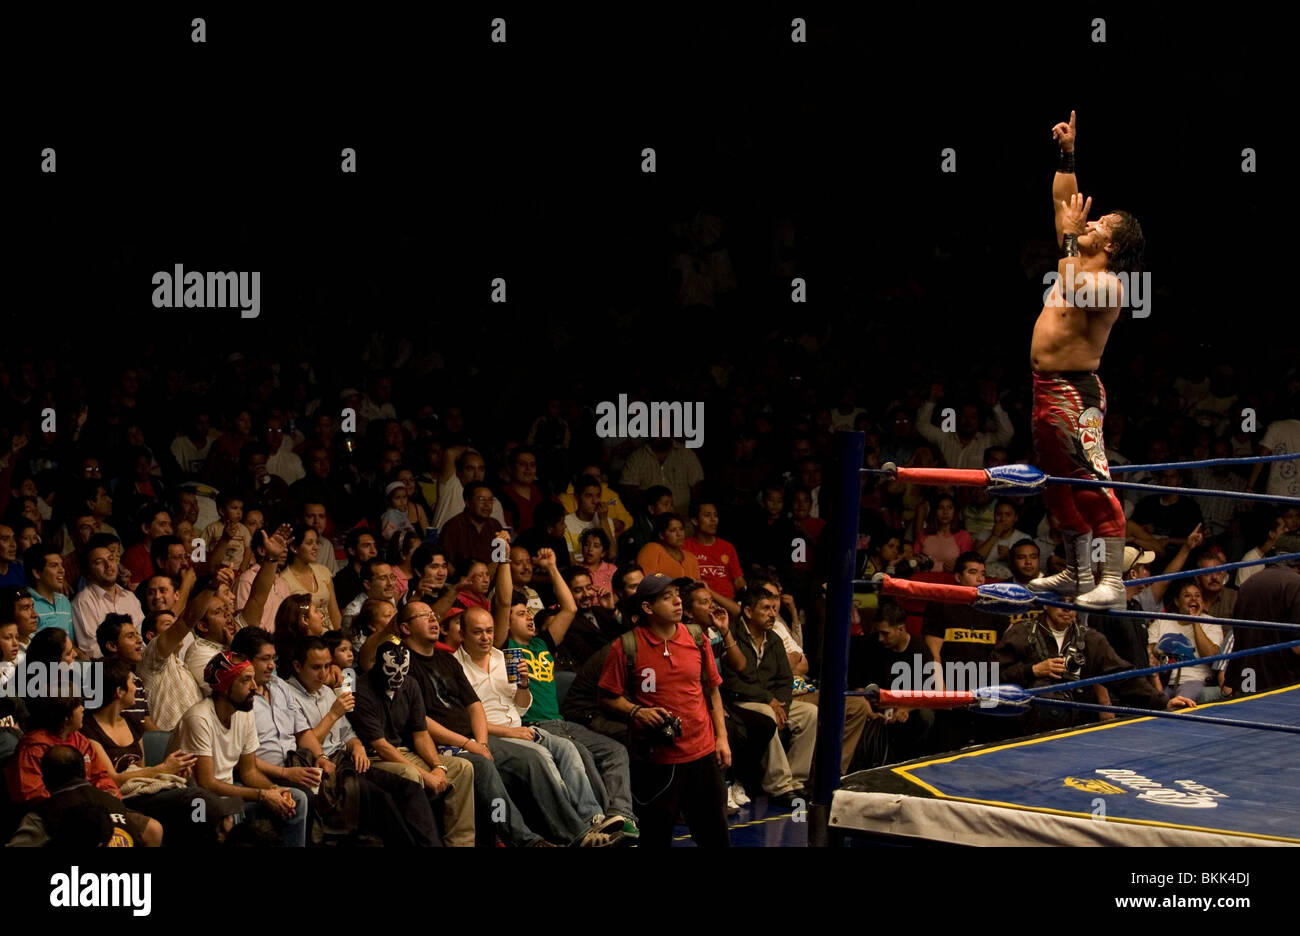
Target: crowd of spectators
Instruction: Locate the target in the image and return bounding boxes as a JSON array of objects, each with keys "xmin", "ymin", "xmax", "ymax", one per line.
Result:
[{"xmin": 1, "ymin": 325, "xmax": 1297, "ymax": 847}]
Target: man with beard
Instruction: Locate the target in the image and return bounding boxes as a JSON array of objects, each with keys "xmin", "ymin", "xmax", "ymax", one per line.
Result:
[{"xmin": 177, "ymin": 650, "xmax": 310, "ymax": 846}]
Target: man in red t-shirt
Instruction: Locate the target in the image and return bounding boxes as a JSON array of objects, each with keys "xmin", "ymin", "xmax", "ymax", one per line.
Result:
[
  {"xmin": 599, "ymin": 573, "xmax": 731, "ymax": 847},
  {"xmin": 683, "ymin": 501, "xmax": 745, "ymax": 617},
  {"xmin": 122, "ymin": 504, "xmax": 173, "ymax": 589}
]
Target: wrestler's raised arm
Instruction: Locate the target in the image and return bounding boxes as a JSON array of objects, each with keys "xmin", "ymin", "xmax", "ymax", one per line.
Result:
[{"xmin": 1051, "ymin": 110, "xmax": 1078, "ymax": 248}]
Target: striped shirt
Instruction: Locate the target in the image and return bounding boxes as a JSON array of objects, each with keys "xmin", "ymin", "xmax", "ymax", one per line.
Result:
[{"xmin": 27, "ymin": 587, "xmax": 74, "ymax": 643}]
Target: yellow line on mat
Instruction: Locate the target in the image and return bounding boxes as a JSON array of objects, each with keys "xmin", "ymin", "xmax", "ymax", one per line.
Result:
[{"xmin": 672, "ymin": 811, "xmax": 796, "ymax": 842}]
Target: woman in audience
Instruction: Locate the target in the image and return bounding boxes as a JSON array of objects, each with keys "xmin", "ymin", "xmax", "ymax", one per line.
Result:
[
  {"xmin": 81, "ymin": 658, "xmax": 226, "ymax": 843},
  {"xmin": 279, "ymin": 523, "xmax": 341, "ymax": 631},
  {"xmin": 26, "ymin": 625, "xmax": 77, "ymax": 667},
  {"xmin": 636, "ymin": 512, "xmax": 701, "ymax": 580},
  {"xmin": 913, "ymin": 494, "xmax": 973, "ymax": 574},
  {"xmin": 273, "ymin": 592, "xmax": 326, "ymax": 679},
  {"xmin": 5, "ymin": 693, "xmax": 164, "ymax": 846},
  {"xmin": 1148, "ymin": 581, "xmax": 1224, "ymax": 704}
]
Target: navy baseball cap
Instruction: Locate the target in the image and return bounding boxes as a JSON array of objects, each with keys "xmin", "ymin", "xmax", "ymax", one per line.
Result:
[{"xmin": 634, "ymin": 573, "xmax": 677, "ymax": 604}]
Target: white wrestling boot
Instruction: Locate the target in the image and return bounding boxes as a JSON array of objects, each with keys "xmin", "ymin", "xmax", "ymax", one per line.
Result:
[
  {"xmin": 1026, "ymin": 530, "xmax": 1095, "ymax": 596},
  {"xmin": 1076, "ymin": 536, "xmax": 1127, "ymax": 610}
]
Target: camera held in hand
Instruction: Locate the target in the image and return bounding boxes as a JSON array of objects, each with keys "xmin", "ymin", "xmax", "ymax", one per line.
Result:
[{"xmin": 647, "ymin": 713, "xmax": 683, "ymax": 746}]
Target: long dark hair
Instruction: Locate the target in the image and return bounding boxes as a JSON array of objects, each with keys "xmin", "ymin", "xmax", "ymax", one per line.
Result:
[
  {"xmin": 1105, "ymin": 209, "xmax": 1145, "ymax": 276},
  {"xmin": 273, "ymin": 593, "xmax": 314, "ymax": 678},
  {"xmin": 924, "ymin": 495, "xmax": 965, "ymax": 536}
]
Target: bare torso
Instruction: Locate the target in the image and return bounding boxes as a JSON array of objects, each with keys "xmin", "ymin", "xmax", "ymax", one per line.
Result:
[{"xmin": 1030, "ymin": 276, "xmax": 1123, "ymax": 372}]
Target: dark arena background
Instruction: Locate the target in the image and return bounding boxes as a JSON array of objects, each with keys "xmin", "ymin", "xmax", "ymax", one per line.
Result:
[{"xmin": 4, "ymin": 4, "xmax": 1292, "ymax": 918}]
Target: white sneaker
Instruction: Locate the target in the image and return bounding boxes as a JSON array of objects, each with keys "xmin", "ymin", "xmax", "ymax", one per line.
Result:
[
  {"xmin": 725, "ymin": 787, "xmax": 741, "ymax": 814},
  {"xmin": 730, "ymin": 783, "xmax": 751, "ymax": 807}
]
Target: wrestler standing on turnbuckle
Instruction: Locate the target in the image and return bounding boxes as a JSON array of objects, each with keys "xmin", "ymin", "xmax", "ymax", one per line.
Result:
[{"xmin": 1026, "ymin": 110, "xmax": 1146, "ymax": 610}]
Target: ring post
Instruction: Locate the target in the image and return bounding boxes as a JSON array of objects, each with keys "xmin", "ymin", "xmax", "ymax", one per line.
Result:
[{"xmin": 809, "ymin": 430, "xmax": 864, "ymax": 847}]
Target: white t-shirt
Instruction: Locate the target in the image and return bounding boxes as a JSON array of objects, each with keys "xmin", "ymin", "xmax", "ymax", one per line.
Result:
[
  {"xmin": 455, "ymin": 646, "xmax": 525, "ymax": 727},
  {"xmin": 170, "ymin": 431, "xmax": 220, "ymax": 476},
  {"xmin": 1261, "ymin": 419, "xmax": 1300, "ymax": 497},
  {"xmin": 1236, "ymin": 547, "xmax": 1267, "ymax": 588},
  {"xmin": 177, "ymin": 696, "xmax": 259, "ymax": 785},
  {"xmin": 1149, "ymin": 618, "xmax": 1223, "ymax": 686}
]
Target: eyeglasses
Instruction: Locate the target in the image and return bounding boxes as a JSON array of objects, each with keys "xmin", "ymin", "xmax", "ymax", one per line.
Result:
[{"xmin": 405, "ymin": 611, "xmax": 437, "ymax": 622}]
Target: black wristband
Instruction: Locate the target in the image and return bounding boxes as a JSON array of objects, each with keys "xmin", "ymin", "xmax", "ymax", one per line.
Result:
[
  {"xmin": 1058, "ymin": 149, "xmax": 1075, "ymax": 173},
  {"xmin": 1063, "ymin": 233, "xmax": 1079, "ymax": 258}
]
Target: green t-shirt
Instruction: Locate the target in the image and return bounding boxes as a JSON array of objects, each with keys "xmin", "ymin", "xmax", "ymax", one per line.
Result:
[{"xmin": 508, "ymin": 634, "xmax": 558, "ymax": 723}]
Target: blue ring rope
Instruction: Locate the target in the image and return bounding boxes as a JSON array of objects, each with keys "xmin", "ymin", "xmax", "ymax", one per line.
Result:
[
  {"xmin": 1035, "ymin": 597, "xmax": 1300, "ymax": 634},
  {"xmin": 1025, "ymin": 696, "xmax": 1300, "ymax": 734},
  {"xmin": 1111, "ymin": 452, "xmax": 1300, "ymax": 473},
  {"xmin": 1022, "ymin": 636, "xmax": 1300, "ymax": 696},
  {"xmin": 1046, "ymin": 474, "xmax": 1300, "ymax": 506}
]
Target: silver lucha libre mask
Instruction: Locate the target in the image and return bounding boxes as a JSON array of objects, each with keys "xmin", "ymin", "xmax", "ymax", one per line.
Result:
[{"xmin": 379, "ymin": 643, "xmax": 410, "ymax": 698}]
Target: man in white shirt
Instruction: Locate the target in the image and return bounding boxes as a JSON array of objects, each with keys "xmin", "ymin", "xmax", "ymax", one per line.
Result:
[
  {"xmin": 1248, "ymin": 413, "xmax": 1300, "ymax": 498},
  {"xmin": 915, "ymin": 384, "xmax": 1015, "ymax": 471},
  {"xmin": 170, "ymin": 413, "xmax": 220, "ymax": 477},
  {"xmin": 264, "ymin": 413, "xmax": 306, "ymax": 486},
  {"xmin": 433, "ymin": 447, "xmax": 507, "ymax": 531},
  {"xmin": 71, "ymin": 537, "xmax": 144, "ymax": 658},
  {"xmin": 753, "ymin": 576, "xmax": 869, "ymax": 775},
  {"xmin": 176, "ymin": 650, "xmax": 309, "ymax": 846},
  {"xmin": 454, "ymin": 606, "xmax": 623, "ymax": 846}
]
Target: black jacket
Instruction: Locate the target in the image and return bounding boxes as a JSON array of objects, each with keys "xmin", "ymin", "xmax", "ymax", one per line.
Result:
[
  {"xmin": 991, "ymin": 619, "xmax": 1165, "ymax": 731},
  {"xmin": 723, "ymin": 620, "xmax": 792, "ymax": 707}
]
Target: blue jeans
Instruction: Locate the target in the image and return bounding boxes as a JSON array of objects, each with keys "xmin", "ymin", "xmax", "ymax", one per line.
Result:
[
  {"xmin": 494, "ymin": 729, "xmax": 603, "ymax": 845},
  {"xmin": 241, "ymin": 787, "xmax": 310, "ymax": 847},
  {"xmin": 526, "ymin": 718, "xmax": 635, "ymax": 822}
]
